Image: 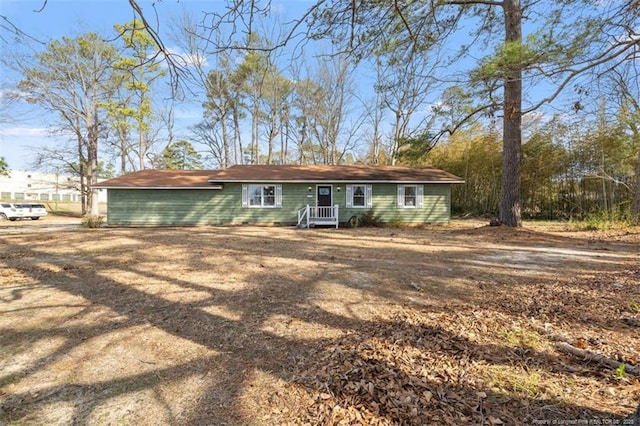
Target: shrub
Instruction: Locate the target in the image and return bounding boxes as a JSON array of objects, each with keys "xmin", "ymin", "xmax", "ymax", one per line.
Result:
[
  {"xmin": 359, "ymin": 210, "xmax": 384, "ymax": 227},
  {"xmin": 571, "ymin": 208, "xmax": 631, "ymax": 231},
  {"xmin": 388, "ymin": 217, "xmax": 405, "ymax": 228},
  {"xmin": 81, "ymin": 214, "xmax": 105, "ymax": 228}
]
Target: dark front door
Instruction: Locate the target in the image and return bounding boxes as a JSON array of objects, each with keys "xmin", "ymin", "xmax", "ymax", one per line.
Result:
[{"xmin": 316, "ymin": 185, "xmax": 332, "ymax": 217}]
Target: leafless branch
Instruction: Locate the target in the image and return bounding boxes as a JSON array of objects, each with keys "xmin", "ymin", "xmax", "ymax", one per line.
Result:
[
  {"xmin": 524, "ymin": 35, "xmax": 640, "ymax": 114},
  {"xmin": 445, "ymin": 0, "xmax": 503, "ymax": 7},
  {"xmin": 0, "ymin": 15, "xmax": 46, "ymax": 45},
  {"xmin": 33, "ymin": 0, "xmax": 48, "ymax": 13},
  {"xmin": 127, "ymin": 0, "xmax": 190, "ymax": 94}
]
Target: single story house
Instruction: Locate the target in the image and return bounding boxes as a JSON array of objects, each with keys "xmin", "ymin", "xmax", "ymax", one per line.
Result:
[{"xmin": 93, "ymin": 164, "xmax": 463, "ymax": 227}]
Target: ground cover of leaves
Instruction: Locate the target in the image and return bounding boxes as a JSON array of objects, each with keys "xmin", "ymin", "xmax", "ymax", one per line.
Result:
[{"xmin": 0, "ymin": 220, "xmax": 639, "ymax": 425}]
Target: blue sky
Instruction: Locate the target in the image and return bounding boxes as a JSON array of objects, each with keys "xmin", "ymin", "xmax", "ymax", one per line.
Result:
[
  {"xmin": 0, "ymin": 0, "xmax": 244, "ymax": 170},
  {"xmin": 0, "ymin": 0, "xmax": 361, "ymax": 171},
  {"xmin": 0, "ymin": 1, "xmax": 602, "ymax": 171}
]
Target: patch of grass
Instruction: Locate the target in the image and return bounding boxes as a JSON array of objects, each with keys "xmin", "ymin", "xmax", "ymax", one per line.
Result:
[
  {"xmin": 499, "ymin": 326, "xmax": 542, "ymax": 349},
  {"xmin": 614, "ymin": 364, "xmax": 626, "ymax": 380},
  {"xmin": 49, "ymin": 209, "xmax": 83, "ymax": 218},
  {"xmin": 570, "ymin": 209, "xmax": 632, "ymax": 231},
  {"xmin": 45, "ymin": 202, "xmax": 107, "ymax": 217},
  {"xmin": 45, "ymin": 202, "xmax": 83, "ymax": 217},
  {"xmin": 485, "ymin": 365, "xmax": 543, "ymax": 397}
]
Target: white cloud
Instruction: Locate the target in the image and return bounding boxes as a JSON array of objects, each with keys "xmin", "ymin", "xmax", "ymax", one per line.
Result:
[
  {"xmin": 0, "ymin": 126, "xmax": 53, "ymax": 138},
  {"xmin": 166, "ymin": 47, "xmax": 209, "ymax": 68}
]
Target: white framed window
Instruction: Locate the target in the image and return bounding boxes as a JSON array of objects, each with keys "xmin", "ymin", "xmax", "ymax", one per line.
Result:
[
  {"xmin": 242, "ymin": 184, "xmax": 282, "ymax": 208},
  {"xmin": 346, "ymin": 184, "xmax": 372, "ymax": 208},
  {"xmin": 397, "ymin": 184, "xmax": 423, "ymax": 208}
]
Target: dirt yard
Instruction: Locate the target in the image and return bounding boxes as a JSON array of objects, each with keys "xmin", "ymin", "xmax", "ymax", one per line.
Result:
[{"xmin": 1, "ymin": 220, "xmax": 639, "ymax": 425}]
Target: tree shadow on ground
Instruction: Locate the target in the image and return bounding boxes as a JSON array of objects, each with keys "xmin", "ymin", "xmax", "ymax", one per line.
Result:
[{"xmin": 0, "ymin": 226, "xmax": 638, "ymax": 424}]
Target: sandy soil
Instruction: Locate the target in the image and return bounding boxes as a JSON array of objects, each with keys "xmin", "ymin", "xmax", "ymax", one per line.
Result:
[{"xmin": 0, "ymin": 221, "xmax": 639, "ymax": 425}]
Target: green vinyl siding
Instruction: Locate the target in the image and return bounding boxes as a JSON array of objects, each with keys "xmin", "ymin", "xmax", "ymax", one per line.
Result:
[
  {"xmin": 106, "ymin": 182, "xmax": 452, "ymax": 226},
  {"xmin": 340, "ymin": 184, "xmax": 450, "ymax": 224}
]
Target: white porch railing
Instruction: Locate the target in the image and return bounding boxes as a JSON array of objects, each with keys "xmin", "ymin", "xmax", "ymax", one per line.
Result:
[
  {"xmin": 297, "ymin": 205, "xmax": 339, "ymax": 228},
  {"xmin": 297, "ymin": 205, "xmax": 309, "ymax": 228}
]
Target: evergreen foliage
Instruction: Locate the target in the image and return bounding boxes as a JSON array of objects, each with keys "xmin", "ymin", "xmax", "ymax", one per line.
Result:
[
  {"xmin": 157, "ymin": 140, "xmax": 204, "ymax": 170},
  {"xmin": 0, "ymin": 157, "xmax": 8, "ymax": 176}
]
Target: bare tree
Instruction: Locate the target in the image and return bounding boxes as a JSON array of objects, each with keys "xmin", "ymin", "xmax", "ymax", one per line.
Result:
[
  {"xmin": 304, "ymin": 53, "xmax": 362, "ymax": 165},
  {"xmin": 361, "ymin": 59, "xmax": 386, "ymax": 165},
  {"xmin": 375, "ymin": 50, "xmax": 440, "ymax": 165},
  {"xmin": 259, "ymin": 53, "xmax": 293, "ymax": 165},
  {"xmin": 191, "ymin": 120, "xmax": 227, "ymax": 168},
  {"xmin": 203, "ymin": 69, "xmax": 235, "ymax": 168},
  {"xmin": 13, "ymin": 33, "xmax": 119, "ymax": 215},
  {"xmin": 171, "ymin": 13, "xmax": 245, "ymax": 167}
]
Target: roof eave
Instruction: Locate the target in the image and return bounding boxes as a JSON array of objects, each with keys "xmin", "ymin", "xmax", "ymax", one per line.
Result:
[
  {"xmin": 93, "ymin": 185, "xmax": 223, "ymax": 190},
  {"xmin": 207, "ymin": 179, "xmax": 464, "ymax": 184}
]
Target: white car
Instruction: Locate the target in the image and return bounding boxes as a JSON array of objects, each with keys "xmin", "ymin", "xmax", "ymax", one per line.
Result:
[
  {"xmin": 0, "ymin": 203, "xmax": 25, "ymax": 221},
  {"xmin": 0, "ymin": 203, "xmax": 48, "ymax": 221},
  {"xmin": 17, "ymin": 203, "xmax": 48, "ymax": 220}
]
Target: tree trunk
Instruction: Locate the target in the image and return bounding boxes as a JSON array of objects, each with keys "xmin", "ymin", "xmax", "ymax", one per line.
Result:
[
  {"xmin": 233, "ymin": 107, "xmax": 243, "ymax": 165},
  {"xmin": 282, "ymin": 121, "xmax": 287, "ymax": 164},
  {"xmin": 121, "ymin": 134, "xmax": 127, "ymax": 175},
  {"xmin": 633, "ymin": 144, "xmax": 640, "ymax": 223},
  {"xmin": 118, "ymin": 123, "xmax": 128, "ymax": 175},
  {"xmin": 266, "ymin": 112, "xmax": 278, "ymax": 165},
  {"xmin": 88, "ymin": 112, "xmax": 100, "ymax": 216},
  {"xmin": 252, "ymin": 97, "xmax": 259, "ymax": 164},
  {"xmin": 221, "ymin": 115, "xmax": 230, "ymax": 169},
  {"xmin": 499, "ymin": 0, "xmax": 523, "ymax": 227},
  {"xmin": 280, "ymin": 117, "xmax": 285, "ymax": 164},
  {"xmin": 76, "ymin": 115, "xmax": 88, "ymax": 216},
  {"xmin": 138, "ymin": 119, "xmax": 145, "ymax": 170},
  {"xmin": 391, "ymin": 110, "xmax": 402, "ymax": 166},
  {"xmin": 298, "ymin": 122, "xmax": 308, "ymax": 165}
]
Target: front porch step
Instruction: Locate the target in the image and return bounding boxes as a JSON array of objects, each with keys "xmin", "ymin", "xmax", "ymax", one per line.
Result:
[{"xmin": 297, "ymin": 204, "xmax": 340, "ymax": 229}]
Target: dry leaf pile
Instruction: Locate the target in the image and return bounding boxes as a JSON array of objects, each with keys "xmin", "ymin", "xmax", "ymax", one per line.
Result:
[
  {"xmin": 297, "ymin": 309, "xmax": 498, "ymax": 425},
  {"xmin": 292, "ymin": 268, "xmax": 640, "ymax": 425}
]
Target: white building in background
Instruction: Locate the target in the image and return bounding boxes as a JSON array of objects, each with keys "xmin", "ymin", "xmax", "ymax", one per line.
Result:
[{"xmin": 0, "ymin": 170, "xmax": 107, "ymax": 203}]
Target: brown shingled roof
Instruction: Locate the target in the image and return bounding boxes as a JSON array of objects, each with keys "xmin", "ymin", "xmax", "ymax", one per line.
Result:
[
  {"xmin": 94, "ymin": 169, "xmax": 220, "ymax": 188},
  {"xmin": 94, "ymin": 165, "xmax": 463, "ymax": 188},
  {"xmin": 208, "ymin": 165, "xmax": 463, "ymax": 183}
]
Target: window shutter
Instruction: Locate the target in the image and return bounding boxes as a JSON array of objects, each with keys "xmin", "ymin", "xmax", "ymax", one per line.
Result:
[
  {"xmin": 416, "ymin": 185, "xmax": 424, "ymax": 208},
  {"xmin": 242, "ymin": 184, "xmax": 248, "ymax": 208},
  {"xmin": 366, "ymin": 184, "xmax": 373, "ymax": 208},
  {"xmin": 346, "ymin": 185, "xmax": 353, "ymax": 208},
  {"xmin": 397, "ymin": 185, "xmax": 404, "ymax": 208},
  {"xmin": 275, "ymin": 184, "xmax": 282, "ymax": 207}
]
